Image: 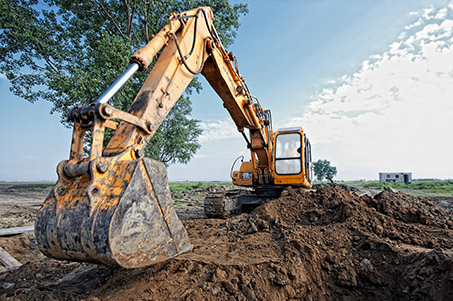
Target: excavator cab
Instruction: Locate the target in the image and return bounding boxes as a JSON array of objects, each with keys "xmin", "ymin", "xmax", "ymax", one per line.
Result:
[
  {"xmin": 232, "ymin": 127, "xmax": 312, "ymax": 188},
  {"xmin": 220, "ymin": 127, "xmax": 311, "ymax": 218},
  {"xmin": 273, "ymin": 127, "xmax": 312, "ymax": 187}
]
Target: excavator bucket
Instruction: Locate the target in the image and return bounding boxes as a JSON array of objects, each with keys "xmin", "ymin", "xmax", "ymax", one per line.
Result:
[
  {"xmin": 35, "ymin": 158, "xmax": 192, "ymax": 268},
  {"xmin": 34, "ymin": 6, "xmax": 212, "ymax": 268}
]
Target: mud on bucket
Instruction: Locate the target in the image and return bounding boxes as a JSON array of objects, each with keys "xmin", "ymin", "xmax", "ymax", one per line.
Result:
[{"xmin": 35, "ymin": 158, "xmax": 193, "ymax": 268}]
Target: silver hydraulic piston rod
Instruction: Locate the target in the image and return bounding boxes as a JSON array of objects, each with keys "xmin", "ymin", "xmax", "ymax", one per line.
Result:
[{"xmin": 96, "ymin": 63, "xmax": 140, "ymax": 104}]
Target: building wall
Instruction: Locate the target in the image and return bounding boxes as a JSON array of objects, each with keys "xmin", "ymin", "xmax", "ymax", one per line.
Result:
[{"xmin": 379, "ymin": 172, "xmax": 412, "ymax": 184}]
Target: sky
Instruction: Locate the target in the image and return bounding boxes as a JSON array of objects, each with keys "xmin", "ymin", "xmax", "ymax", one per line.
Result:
[{"xmin": 1, "ymin": 0, "xmax": 453, "ymax": 182}]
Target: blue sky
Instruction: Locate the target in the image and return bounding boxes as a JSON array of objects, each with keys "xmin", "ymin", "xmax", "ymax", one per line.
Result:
[{"xmin": 1, "ymin": 0, "xmax": 452, "ymax": 181}]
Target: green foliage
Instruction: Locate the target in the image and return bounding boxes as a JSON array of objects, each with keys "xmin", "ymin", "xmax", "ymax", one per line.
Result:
[
  {"xmin": 313, "ymin": 159, "xmax": 337, "ymax": 181},
  {"xmin": 193, "ymin": 181, "xmax": 204, "ymax": 189},
  {"xmin": 144, "ymin": 96, "xmax": 203, "ymax": 166},
  {"xmin": 1, "ymin": 0, "xmax": 248, "ymax": 165}
]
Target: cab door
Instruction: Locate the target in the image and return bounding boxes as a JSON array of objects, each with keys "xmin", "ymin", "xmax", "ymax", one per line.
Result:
[
  {"xmin": 274, "ymin": 132, "xmax": 302, "ymax": 175},
  {"xmin": 273, "ymin": 128, "xmax": 312, "ymax": 188}
]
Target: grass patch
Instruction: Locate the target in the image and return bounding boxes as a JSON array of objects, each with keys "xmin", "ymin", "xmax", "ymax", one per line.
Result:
[
  {"xmin": 0, "ymin": 180, "xmax": 54, "ymax": 183},
  {"xmin": 13, "ymin": 183, "xmax": 55, "ymax": 189},
  {"xmin": 360, "ymin": 180, "xmax": 453, "ymax": 191},
  {"xmin": 169, "ymin": 181, "xmax": 233, "ymax": 191},
  {"xmin": 346, "ymin": 180, "xmax": 453, "ymax": 197}
]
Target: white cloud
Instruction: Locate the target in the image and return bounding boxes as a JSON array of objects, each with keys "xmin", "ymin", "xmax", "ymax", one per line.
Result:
[
  {"xmin": 0, "ymin": 73, "xmax": 6, "ymax": 80},
  {"xmin": 405, "ymin": 19, "xmax": 423, "ymax": 30},
  {"xmin": 198, "ymin": 119, "xmax": 239, "ymax": 143},
  {"xmin": 287, "ymin": 3, "xmax": 453, "ymax": 180},
  {"xmin": 436, "ymin": 7, "xmax": 448, "ymax": 19}
]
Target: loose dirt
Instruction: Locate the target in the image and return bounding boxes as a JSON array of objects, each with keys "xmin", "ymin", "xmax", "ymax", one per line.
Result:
[
  {"xmin": 0, "ymin": 185, "xmax": 452, "ymax": 300},
  {"xmin": 0, "ymin": 184, "xmax": 49, "ymax": 228}
]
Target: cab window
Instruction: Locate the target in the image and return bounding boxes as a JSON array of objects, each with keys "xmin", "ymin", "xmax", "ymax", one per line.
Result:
[{"xmin": 275, "ymin": 133, "xmax": 302, "ymax": 175}]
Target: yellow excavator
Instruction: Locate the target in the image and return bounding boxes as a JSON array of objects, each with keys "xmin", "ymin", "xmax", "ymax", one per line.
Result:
[{"xmin": 35, "ymin": 7, "xmax": 312, "ymax": 269}]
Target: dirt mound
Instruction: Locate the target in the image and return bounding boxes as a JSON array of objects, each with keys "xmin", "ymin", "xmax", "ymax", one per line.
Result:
[{"xmin": 1, "ymin": 187, "xmax": 452, "ymax": 300}]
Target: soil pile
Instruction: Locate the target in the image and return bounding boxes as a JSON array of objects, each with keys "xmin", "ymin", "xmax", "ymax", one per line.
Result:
[{"xmin": 1, "ymin": 187, "xmax": 452, "ymax": 300}]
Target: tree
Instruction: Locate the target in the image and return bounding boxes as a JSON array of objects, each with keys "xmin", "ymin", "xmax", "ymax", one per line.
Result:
[
  {"xmin": 325, "ymin": 165, "xmax": 337, "ymax": 181},
  {"xmin": 313, "ymin": 159, "xmax": 337, "ymax": 182},
  {"xmin": 144, "ymin": 96, "xmax": 202, "ymax": 166},
  {"xmin": 0, "ymin": 0, "xmax": 248, "ymax": 165}
]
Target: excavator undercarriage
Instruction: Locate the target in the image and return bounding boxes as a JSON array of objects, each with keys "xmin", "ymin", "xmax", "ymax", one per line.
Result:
[{"xmin": 204, "ymin": 188, "xmax": 284, "ymax": 218}]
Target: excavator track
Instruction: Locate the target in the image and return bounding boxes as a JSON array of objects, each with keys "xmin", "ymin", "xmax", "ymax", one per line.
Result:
[
  {"xmin": 204, "ymin": 190, "xmax": 243, "ymax": 218},
  {"xmin": 204, "ymin": 188, "xmax": 283, "ymax": 218}
]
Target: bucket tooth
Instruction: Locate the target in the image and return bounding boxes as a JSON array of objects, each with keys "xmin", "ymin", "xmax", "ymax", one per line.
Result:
[{"xmin": 35, "ymin": 158, "xmax": 192, "ymax": 268}]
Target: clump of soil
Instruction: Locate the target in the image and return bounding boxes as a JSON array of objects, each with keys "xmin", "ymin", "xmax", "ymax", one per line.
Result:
[{"xmin": 1, "ymin": 187, "xmax": 452, "ymax": 300}]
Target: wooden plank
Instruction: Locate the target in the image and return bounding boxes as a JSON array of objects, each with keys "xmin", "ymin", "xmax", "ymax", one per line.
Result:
[
  {"xmin": 0, "ymin": 226, "xmax": 34, "ymax": 237},
  {"xmin": 0, "ymin": 246, "xmax": 21, "ymax": 268}
]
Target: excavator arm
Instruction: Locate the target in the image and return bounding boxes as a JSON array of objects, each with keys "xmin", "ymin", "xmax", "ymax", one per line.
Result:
[
  {"xmin": 35, "ymin": 7, "xmax": 272, "ymax": 268},
  {"xmin": 103, "ymin": 6, "xmax": 273, "ymax": 178}
]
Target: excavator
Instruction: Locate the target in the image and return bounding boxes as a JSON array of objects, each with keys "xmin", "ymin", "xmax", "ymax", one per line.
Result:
[{"xmin": 35, "ymin": 7, "xmax": 312, "ymax": 269}]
